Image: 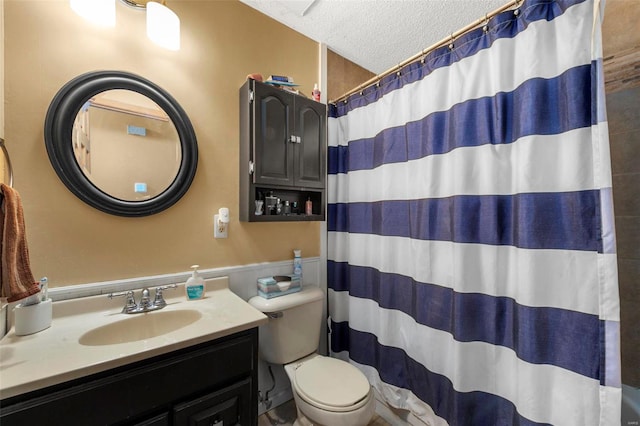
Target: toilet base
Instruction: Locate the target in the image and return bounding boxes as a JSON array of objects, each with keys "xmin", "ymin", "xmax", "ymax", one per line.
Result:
[
  {"xmin": 292, "ymin": 406, "xmax": 308, "ymax": 426},
  {"xmin": 290, "ymin": 389, "xmax": 375, "ymax": 426},
  {"xmin": 283, "ymin": 354, "xmax": 376, "ymax": 426}
]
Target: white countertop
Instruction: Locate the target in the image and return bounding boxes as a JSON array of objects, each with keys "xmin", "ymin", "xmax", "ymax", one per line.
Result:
[{"xmin": 0, "ymin": 277, "xmax": 267, "ymax": 400}]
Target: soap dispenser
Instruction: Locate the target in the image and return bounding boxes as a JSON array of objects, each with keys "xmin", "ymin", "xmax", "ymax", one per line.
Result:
[{"xmin": 185, "ymin": 265, "xmax": 205, "ymax": 300}]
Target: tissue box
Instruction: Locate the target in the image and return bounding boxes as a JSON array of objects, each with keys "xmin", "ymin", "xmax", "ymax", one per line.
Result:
[{"xmin": 257, "ymin": 275, "xmax": 301, "ymax": 299}]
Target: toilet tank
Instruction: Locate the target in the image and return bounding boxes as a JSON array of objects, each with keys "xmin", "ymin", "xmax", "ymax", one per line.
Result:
[{"xmin": 248, "ymin": 286, "xmax": 324, "ymax": 364}]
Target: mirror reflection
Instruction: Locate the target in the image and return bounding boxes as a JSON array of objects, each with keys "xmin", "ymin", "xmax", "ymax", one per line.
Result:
[{"xmin": 73, "ymin": 90, "xmax": 181, "ymax": 201}]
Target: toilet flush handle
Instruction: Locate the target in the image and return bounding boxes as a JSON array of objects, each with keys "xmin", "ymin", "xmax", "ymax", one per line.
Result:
[{"xmin": 266, "ymin": 311, "xmax": 283, "ymax": 319}]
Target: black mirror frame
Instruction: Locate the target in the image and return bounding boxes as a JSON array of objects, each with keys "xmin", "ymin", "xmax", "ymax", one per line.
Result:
[{"xmin": 44, "ymin": 70, "xmax": 198, "ymax": 217}]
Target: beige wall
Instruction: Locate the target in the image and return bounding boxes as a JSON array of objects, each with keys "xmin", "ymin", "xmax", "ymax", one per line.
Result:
[
  {"xmin": 0, "ymin": 0, "xmax": 3, "ymax": 140},
  {"xmin": 327, "ymin": 49, "xmax": 375, "ymax": 102},
  {"xmin": 4, "ymin": 0, "xmax": 320, "ymax": 287}
]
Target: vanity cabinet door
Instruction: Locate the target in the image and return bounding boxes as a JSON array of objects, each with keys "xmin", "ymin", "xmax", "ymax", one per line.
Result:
[
  {"xmin": 0, "ymin": 329, "xmax": 258, "ymax": 426},
  {"xmin": 173, "ymin": 378, "xmax": 251, "ymax": 426},
  {"xmin": 133, "ymin": 412, "xmax": 170, "ymax": 426}
]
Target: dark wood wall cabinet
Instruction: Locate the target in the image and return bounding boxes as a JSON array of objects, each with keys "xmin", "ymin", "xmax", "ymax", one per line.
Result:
[
  {"xmin": 0, "ymin": 329, "xmax": 259, "ymax": 426},
  {"xmin": 239, "ymin": 79, "xmax": 327, "ymax": 222}
]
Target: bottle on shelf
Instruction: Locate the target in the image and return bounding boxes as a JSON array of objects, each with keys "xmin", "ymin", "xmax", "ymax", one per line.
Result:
[
  {"xmin": 312, "ymin": 84, "xmax": 321, "ymax": 101},
  {"xmin": 305, "ymin": 197, "xmax": 313, "ymax": 215}
]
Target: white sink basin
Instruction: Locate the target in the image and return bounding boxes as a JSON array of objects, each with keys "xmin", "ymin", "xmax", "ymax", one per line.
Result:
[{"xmin": 79, "ymin": 309, "xmax": 202, "ymax": 346}]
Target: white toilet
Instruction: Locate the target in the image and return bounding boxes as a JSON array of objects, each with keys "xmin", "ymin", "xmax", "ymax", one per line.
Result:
[{"xmin": 249, "ymin": 286, "xmax": 375, "ymax": 426}]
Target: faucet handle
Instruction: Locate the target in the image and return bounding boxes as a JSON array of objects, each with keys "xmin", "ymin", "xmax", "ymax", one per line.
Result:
[
  {"xmin": 108, "ymin": 291, "xmax": 137, "ymax": 314},
  {"xmin": 153, "ymin": 284, "xmax": 177, "ymax": 308}
]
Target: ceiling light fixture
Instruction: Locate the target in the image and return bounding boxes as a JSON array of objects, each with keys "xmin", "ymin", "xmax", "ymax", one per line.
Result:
[
  {"xmin": 70, "ymin": 0, "xmax": 116, "ymax": 27},
  {"xmin": 70, "ymin": 0, "xmax": 180, "ymax": 51},
  {"xmin": 145, "ymin": 1, "xmax": 181, "ymax": 51}
]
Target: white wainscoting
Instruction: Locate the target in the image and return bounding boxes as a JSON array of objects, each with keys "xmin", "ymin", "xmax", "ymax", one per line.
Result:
[{"xmin": 48, "ymin": 257, "xmax": 321, "ymax": 302}]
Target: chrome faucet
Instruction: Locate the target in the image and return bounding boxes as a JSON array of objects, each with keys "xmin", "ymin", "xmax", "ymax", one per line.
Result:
[
  {"xmin": 108, "ymin": 285, "xmax": 177, "ymax": 314},
  {"xmin": 138, "ymin": 288, "xmax": 153, "ymax": 311}
]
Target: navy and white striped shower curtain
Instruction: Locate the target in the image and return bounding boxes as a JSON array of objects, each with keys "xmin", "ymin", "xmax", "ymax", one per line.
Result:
[{"xmin": 327, "ymin": 0, "xmax": 621, "ymax": 424}]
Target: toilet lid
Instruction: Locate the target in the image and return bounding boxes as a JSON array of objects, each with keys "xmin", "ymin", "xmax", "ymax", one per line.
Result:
[{"xmin": 294, "ymin": 357, "xmax": 370, "ymax": 409}]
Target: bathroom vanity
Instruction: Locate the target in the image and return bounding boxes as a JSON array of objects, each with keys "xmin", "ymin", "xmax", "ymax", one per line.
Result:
[{"xmin": 0, "ymin": 277, "xmax": 267, "ymax": 426}]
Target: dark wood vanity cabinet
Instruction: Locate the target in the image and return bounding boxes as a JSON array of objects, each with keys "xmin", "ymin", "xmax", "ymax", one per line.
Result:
[
  {"xmin": 239, "ymin": 79, "xmax": 327, "ymax": 222},
  {"xmin": 0, "ymin": 329, "xmax": 259, "ymax": 426}
]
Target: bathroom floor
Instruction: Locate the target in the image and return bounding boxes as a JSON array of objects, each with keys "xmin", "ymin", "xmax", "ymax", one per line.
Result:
[{"xmin": 258, "ymin": 399, "xmax": 391, "ymax": 426}]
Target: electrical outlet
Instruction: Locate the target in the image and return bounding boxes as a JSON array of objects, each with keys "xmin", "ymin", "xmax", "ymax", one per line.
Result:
[{"xmin": 214, "ymin": 214, "xmax": 228, "ymax": 238}]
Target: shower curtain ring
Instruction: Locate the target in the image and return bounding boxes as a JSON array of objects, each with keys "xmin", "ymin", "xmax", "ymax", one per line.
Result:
[
  {"xmin": 448, "ymin": 33, "xmax": 454, "ymax": 50},
  {"xmin": 483, "ymin": 13, "xmax": 489, "ymax": 32}
]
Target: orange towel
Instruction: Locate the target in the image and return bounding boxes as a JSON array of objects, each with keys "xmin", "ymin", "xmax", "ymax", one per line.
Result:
[{"xmin": 1, "ymin": 183, "xmax": 39, "ymax": 302}]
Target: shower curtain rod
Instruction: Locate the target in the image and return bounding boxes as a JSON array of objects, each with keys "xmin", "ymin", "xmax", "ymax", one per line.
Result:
[{"xmin": 331, "ymin": 0, "xmax": 522, "ymax": 104}]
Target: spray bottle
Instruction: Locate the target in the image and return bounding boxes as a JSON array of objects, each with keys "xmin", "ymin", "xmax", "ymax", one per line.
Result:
[{"xmin": 293, "ymin": 250, "xmax": 302, "ymax": 283}]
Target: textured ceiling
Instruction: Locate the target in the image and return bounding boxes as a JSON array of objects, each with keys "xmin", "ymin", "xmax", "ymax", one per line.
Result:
[
  {"xmin": 239, "ymin": 0, "xmax": 508, "ymax": 74},
  {"xmin": 239, "ymin": 0, "xmax": 640, "ymax": 91}
]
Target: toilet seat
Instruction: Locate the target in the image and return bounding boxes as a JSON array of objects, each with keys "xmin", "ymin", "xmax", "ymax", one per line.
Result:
[{"xmin": 292, "ymin": 356, "xmax": 371, "ymax": 412}]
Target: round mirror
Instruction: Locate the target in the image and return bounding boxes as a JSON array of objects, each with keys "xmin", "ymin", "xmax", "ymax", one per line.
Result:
[{"xmin": 44, "ymin": 71, "xmax": 197, "ymax": 217}]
